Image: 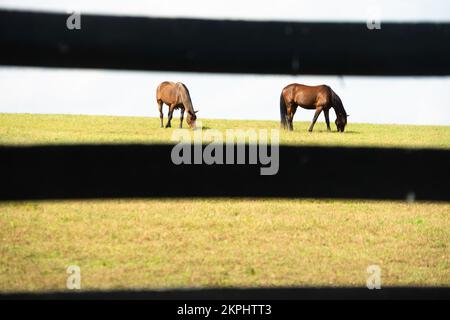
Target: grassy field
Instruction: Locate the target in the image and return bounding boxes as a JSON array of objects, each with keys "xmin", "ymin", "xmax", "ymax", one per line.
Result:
[
  {"xmin": 0, "ymin": 113, "xmax": 449, "ymax": 291},
  {"xmin": 1, "ymin": 199, "xmax": 449, "ymax": 292},
  {"xmin": 1, "ymin": 113, "xmax": 449, "ymax": 148}
]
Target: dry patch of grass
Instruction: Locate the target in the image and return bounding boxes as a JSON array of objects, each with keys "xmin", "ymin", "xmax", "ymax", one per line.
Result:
[{"xmin": 0, "ymin": 199, "xmax": 448, "ymax": 292}]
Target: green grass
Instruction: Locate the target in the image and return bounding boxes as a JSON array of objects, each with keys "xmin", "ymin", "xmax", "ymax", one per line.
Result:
[
  {"xmin": 1, "ymin": 113, "xmax": 449, "ymax": 148},
  {"xmin": 0, "ymin": 199, "xmax": 449, "ymax": 291},
  {"xmin": 0, "ymin": 113, "xmax": 449, "ymax": 292}
]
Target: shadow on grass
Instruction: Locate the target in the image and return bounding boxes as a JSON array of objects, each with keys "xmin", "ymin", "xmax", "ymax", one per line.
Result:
[
  {"xmin": 197, "ymin": 126, "xmax": 212, "ymax": 130},
  {"xmin": 290, "ymin": 129, "xmax": 361, "ymax": 134}
]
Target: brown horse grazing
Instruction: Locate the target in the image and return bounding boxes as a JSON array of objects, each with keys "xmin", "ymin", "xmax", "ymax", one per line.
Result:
[
  {"xmin": 280, "ymin": 84, "xmax": 348, "ymax": 132},
  {"xmin": 157, "ymin": 81, "xmax": 198, "ymax": 129}
]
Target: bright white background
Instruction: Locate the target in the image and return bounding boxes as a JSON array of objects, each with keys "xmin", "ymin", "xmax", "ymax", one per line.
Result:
[{"xmin": 0, "ymin": 0, "xmax": 449, "ymax": 125}]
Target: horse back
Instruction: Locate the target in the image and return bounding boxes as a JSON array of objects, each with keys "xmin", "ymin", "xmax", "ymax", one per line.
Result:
[
  {"xmin": 156, "ymin": 81, "xmax": 178, "ymax": 104},
  {"xmin": 283, "ymin": 83, "xmax": 331, "ymax": 108}
]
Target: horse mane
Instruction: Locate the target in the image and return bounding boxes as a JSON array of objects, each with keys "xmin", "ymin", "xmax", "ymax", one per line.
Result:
[
  {"xmin": 176, "ymin": 82, "xmax": 194, "ymax": 114},
  {"xmin": 180, "ymin": 82, "xmax": 190, "ymax": 95},
  {"xmin": 330, "ymin": 88, "xmax": 347, "ymax": 118}
]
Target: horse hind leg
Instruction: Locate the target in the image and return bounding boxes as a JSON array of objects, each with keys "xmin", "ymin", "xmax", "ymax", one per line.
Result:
[
  {"xmin": 157, "ymin": 100, "xmax": 164, "ymax": 128},
  {"xmin": 288, "ymin": 113, "xmax": 294, "ymax": 131},
  {"xmin": 165, "ymin": 104, "xmax": 176, "ymax": 128},
  {"xmin": 287, "ymin": 104, "xmax": 296, "ymax": 131}
]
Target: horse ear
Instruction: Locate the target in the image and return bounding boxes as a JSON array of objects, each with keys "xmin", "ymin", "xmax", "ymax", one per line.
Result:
[{"xmin": 347, "ymin": 114, "xmax": 350, "ymax": 117}]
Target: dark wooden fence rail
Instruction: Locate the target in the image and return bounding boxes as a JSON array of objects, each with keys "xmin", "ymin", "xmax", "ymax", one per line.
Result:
[
  {"xmin": 1, "ymin": 9, "xmax": 450, "ymax": 75},
  {"xmin": 1, "ymin": 145, "xmax": 449, "ymax": 201},
  {"xmin": 3, "ymin": 287, "xmax": 449, "ymax": 300}
]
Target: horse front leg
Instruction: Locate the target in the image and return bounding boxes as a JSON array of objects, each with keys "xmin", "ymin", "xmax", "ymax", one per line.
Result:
[
  {"xmin": 308, "ymin": 108, "xmax": 322, "ymax": 132},
  {"xmin": 165, "ymin": 104, "xmax": 175, "ymax": 128},
  {"xmin": 324, "ymin": 109, "xmax": 331, "ymax": 131},
  {"xmin": 179, "ymin": 108, "xmax": 185, "ymax": 128}
]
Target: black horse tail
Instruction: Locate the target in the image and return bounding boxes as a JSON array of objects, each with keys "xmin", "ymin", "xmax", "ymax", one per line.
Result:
[{"xmin": 280, "ymin": 92, "xmax": 288, "ymax": 129}]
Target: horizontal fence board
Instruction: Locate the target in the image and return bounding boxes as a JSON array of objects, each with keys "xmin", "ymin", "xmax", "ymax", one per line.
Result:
[
  {"xmin": 1, "ymin": 10, "xmax": 450, "ymax": 75},
  {"xmin": 1, "ymin": 144, "xmax": 448, "ymax": 201},
  {"xmin": 1, "ymin": 287, "xmax": 449, "ymax": 300}
]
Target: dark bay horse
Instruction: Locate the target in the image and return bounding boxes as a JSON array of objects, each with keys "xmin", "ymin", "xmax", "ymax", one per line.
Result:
[
  {"xmin": 280, "ymin": 84, "xmax": 348, "ymax": 132},
  {"xmin": 157, "ymin": 81, "xmax": 198, "ymax": 128}
]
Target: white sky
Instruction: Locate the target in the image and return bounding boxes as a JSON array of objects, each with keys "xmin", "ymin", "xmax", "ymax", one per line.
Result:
[
  {"xmin": 0, "ymin": 0, "xmax": 450, "ymax": 125},
  {"xmin": 1, "ymin": 0, "xmax": 450, "ymax": 22}
]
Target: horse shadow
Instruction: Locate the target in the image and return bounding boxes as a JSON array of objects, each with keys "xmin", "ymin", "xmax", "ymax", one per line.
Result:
[
  {"xmin": 312, "ymin": 129, "xmax": 361, "ymax": 134},
  {"xmin": 197, "ymin": 126, "xmax": 212, "ymax": 130}
]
